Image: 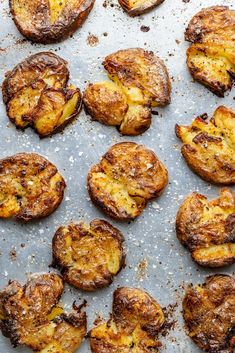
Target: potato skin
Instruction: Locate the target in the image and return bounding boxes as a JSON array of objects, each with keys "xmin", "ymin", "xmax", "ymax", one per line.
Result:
[
  {"xmin": 185, "ymin": 6, "xmax": 235, "ymax": 97},
  {"xmin": 183, "ymin": 274, "xmax": 235, "ymax": 353},
  {"xmin": 52, "ymin": 219, "xmax": 125, "ymax": 291},
  {"xmin": 2, "ymin": 52, "xmax": 69, "ymax": 105},
  {"xmin": 87, "ymin": 142, "xmax": 168, "ymax": 221},
  {"xmin": 176, "ymin": 188, "xmax": 235, "ymax": 267},
  {"xmin": 83, "ymin": 82, "xmax": 128, "ymax": 126},
  {"xmin": 0, "ymin": 273, "xmax": 87, "ymax": 351},
  {"xmin": 90, "ymin": 287, "xmax": 165, "ymax": 353},
  {"xmin": 0, "ymin": 152, "xmax": 66, "ymax": 221},
  {"xmin": 83, "ymin": 48, "xmax": 170, "ymax": 136},
  {"xmin": 175, "ymin": 106, "xmax": 235, "ymax": 185},
  {"xmin": 10, "ymin": 0, "xmax": 95, "ymax": 44},
  {"xmin": 2, "ymin": 52, "xmax": 82, "ymax": 137},
  {"xmin": 104, "ymin": 48, "xmax": 171, "ymax": 107},
  {"xmin": 118, "ymin": 0, "xmax": 164, "ymax": 16}
]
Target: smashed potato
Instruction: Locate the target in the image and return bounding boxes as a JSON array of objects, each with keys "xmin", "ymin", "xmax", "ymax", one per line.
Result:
[
  {"xmin": 0, "ymin": 273, "xmax": 87, "ymax": 352},
  {"xmin": 185, "ymin": 6, "xmax": 235, "ymax": 97},
  {"xmin": 0, "ymin": 152, "xmax": 66, "ymax": 221},
  {"xmin": 2, "ymin": 52, "xmax": 82, "ymax": 137},
  {"xmin": 52, "ymin": 219, "xmax": 125, "ymax": 291},
  {"xmin": 176, "ymin": 188, "xmax": 235, "ymax": 267},
  {"xmin": 10, "ymin": 0, "xmax": 95, "ymax": 43},
  {"xmin": 175, "ymin": 106, "xmax": 235, "ymax": 184},
  {"xmin": 83, "ymin": 48, "xmax": 171, "ymax": 136},
  {"xmin": 90, "ymin": 287, "xmax": 165, "ymax": 353},
  {"xmin": 118, "ymin": 0, "xmax": 164, "ymax": 16},
  {"xmin": 183, "ymin": 274, "xmax": 235, "ymax": 353},
  {"xmin": 87, "ymin": 142, "xmax": 168, "ymax": 221}
]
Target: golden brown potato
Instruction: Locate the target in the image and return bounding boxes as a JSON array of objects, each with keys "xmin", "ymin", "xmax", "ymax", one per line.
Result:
[
  {"xmin": 176, "ymin": 188, "xmax": 235, "ymax": 267},
  {"xmin": 0, "ymin": 152, "xmax": 66, "ymax": 221},
  {"xmin": 118, "ymin": 0, "xmax": 164, "ymax": 16},
  {"xmin": 52, "ymin": 219, "xmax": 125, "ymax": 291},
  {"xmin": 185, "ymin": 6, "xmax": 235, "ymax": 97},
  {"xmin": 183, "ymin": 274, "xmax": 235, "ymax": 353},
  {"xmin": 87, "ymin": 142, "xmax": 168, "ymax": 221},
  {"xmin": 10, "ymin": 0, "xmax": 95, "ymax": 43},
  {"xmin": 2, "ymin": 52, "xmax": 82, "ymax": 137},
  {"xmin": 175, "ymin": 106, "xmax": 235, "ymax": 185},
  {"xmin": 83, "ymin": 48, "xmax": 171, "ymax": 136},
  {"xmin": 90, "ymin": 287, "xmax": 165, "ymax": 353},
  {"xmin": 0, "ymin": 273, "xmax": 87, "ymax": 352}
]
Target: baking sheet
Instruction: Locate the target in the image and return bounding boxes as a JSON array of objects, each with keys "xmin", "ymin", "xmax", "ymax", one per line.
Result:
[{"xmin": 0, "ymin": 0, "xmax": 234, "ymax": 352}]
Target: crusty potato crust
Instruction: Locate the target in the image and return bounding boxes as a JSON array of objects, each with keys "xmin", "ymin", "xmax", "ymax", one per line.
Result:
[
  {"xmin": 176, "ymin": 188, "xmax": 235, "ymax": 267},
  {"xmin": 90, "ymin": 287, "xmax": 165, "ymax": 353},
  {"xmin": 0, "ymin": 152, "xmax": 66, "ymax": 221},
  {"xmin": 83, "ymin": 48, "xmax": 171, "ymax": 136},
  {"xmin": 175, "ymin": 106, "xmax": 235, "ymax": 185},
  {"xmin": 52, "ymin": 219, "xmax": 125, "ymax": 291},
  {"xmin": 0, "ymin": 273, "xmax": 87, "ymax": 352},
  {"xmin": 183, "ymin": 274, "xmax": 235, "ymax": 353},
  {"xmin": 185, "ymin": 6, "xmax": 235, "ymax": 97},
  {"xmin": 87, "ymin": 142, "xmax": 168, "ymax": 221},
  {"xmin": 10, "ymin": 0, "xmax": 95, "ymax": 43},
  {"xmin": 118, "ymin": 0, "xmax": 164, "ymax": 16},
  {"xmin": 2, "ymin": 52, "xmax": 82, "ymax": 137}
]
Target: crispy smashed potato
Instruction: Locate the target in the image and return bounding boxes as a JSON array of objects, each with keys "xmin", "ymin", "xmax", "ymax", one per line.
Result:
[
  {"xmin": 83, "ymin": 48, "xmax": 171, "ymax": 136},
  {"xmin": 0, "ymin": 273, "xmax": 87, "ymax": 352},
  {"xmin": 183, "ymin": 274, "xmax": 235, "ymax": 353},
  {"xmin": 185, "ymin": 6, "xmax": 235, "ymax": 97},
  {"xmin": 2, "ymin": 52, "xmax": 82, "ymax": 137},
  {"xmin": 176, "ymin": 188, "xmax": 235, "ymax": 267},
  {"xmin": 10, "ymin": 0, "xmax": 95, "ymax": 43},
  {"xmin": 87, "ymin": 142, "xmax": 168, "ymax": 221},
  {"xmin": 118, "ymin": 0, "xmax": 164, "ymax": 16},
  {"xmin": 0, "ymin": 152, "xmax": 66, "ymax": 221},
  {"xmin": 52, "ymin": 219, "xmax": 125, "ymax": 291},
  {"xmin": 175, "ymin": 106, "xmax": 235, "ymax": 185},
  {"xmin": 90, "ymin": 287, "xmax": 165, "ymax": 353}
]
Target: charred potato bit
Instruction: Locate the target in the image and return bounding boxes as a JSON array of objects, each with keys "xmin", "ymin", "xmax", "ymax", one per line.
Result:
[
  {"xmin": 175, "ymin": 106, "xmax": 235, "ymax": 184},
  {"xmin": 0, "ymin": 152, "xmax": 65, "ymax": 221},
  {"xmin": 183, "ymin": 274, "xmax": 235, "ymax": 353},
  {"xmin": 0, "ymin": 273, "xmax": 87, "ymax": 352},
  {"xmin": 52, "ymin": 219, "xmax": 125, "ymax": 291},
  {"xmin": 83, "ymin": 48, "xmax": 171, "ymax": 136},
  {"xmin": 87, "ymin": 142, "xmax": 168, "ymax": 220},
  {"xmin": 118, "ymin": 0, "xmax": 164, "ymax": 16},
  {"xmin": 2, "ymin": 52, "xmax": 82, "ymax": 137},
  {"xmin": 90, "ymin": 287, "xmax": 165, "ymax": 353},
  {"xmin": 10, "ymin": 0, "xmax": 95, "ymax": 43},
  {"xmin": 185, "ymin": 6, "xmax": 235, "ymax": 97},
  {"xmin": 176, "ymin": 188, "xmax": 235, "ymax": 267}
]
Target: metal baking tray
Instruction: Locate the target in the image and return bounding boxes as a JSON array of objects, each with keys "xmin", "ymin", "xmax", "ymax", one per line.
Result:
[{"xmin": 0, "ymin": 0, "xmax": 234, "ymax": 352}]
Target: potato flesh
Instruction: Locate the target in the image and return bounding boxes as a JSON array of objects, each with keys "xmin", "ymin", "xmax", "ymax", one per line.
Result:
[
  {"xmin": 193, "ymin": 243, "xmax": 235, "ymax": 266},
  {"xmin": 0, "ymin": 154, "xmax": 65, "ymax": 220},
  {"xmin": 183, "ymin": 275, "xmax": 235, "ymax": 352},
  {"xmin": 186, "ymin": 7, "xmax": 235, "ymax": 96},
  {"xmin": 8, "ymin": 82, "xmax": 45, "ymax": 128},
  {"xmin": 4, "ymin": 54, "xmax": 81, "ymax": 136},
  {"xmin": 90, "ymin": 288, "xmax": 165, "ymax": 352},
  {"xmin": 61, "ymin": 226, "xmax": 122, "ymax": 276},
  {"xmin": 49, "ymin": 0, "xmax": 68, "ymax": 24},
  {"xmin": 187, "ymin": 43, "xmax": 235, "ymax": 94},
  {"xmin": 177, "ymin": 188, "xmax": 235, "ymax": 267},
  {"xmin": 176, "ymin": 106, "xmax": 235, "ymax": 184},
  {"xmin": 91, "ymin": 172, "xmax": 142, "ymax": 218},
  {"xmin": 0, "ymin": 275, "xmax": 86, "ymax": 352},
  {"xmin": 84, "ymin": 48, "xmax": 170, "ymax": 136},
  {"xmin": 34, "ymin": 87, "xmax": 80, "ymax": 136},
  {"xmin": 119, "ymin": 0, "xmax": 163, "ymax": 15}
]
